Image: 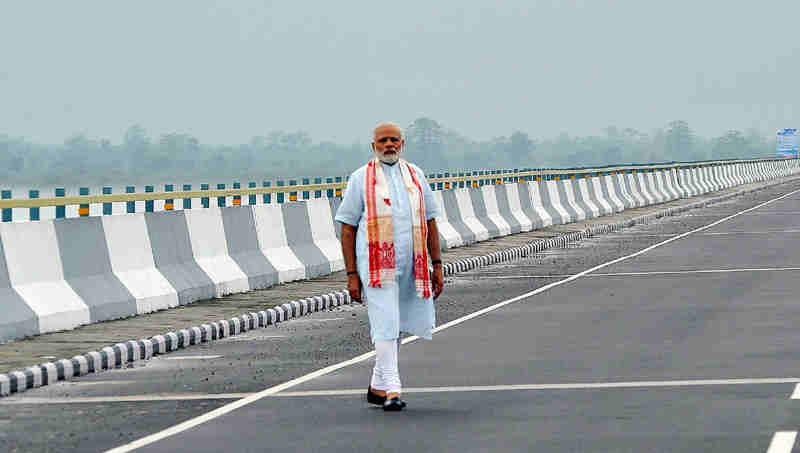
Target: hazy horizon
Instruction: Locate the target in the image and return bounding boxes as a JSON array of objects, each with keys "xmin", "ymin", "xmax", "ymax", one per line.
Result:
[{"xmin": 2, "ymin": 1, "xmax": 798, "ymax": 146}]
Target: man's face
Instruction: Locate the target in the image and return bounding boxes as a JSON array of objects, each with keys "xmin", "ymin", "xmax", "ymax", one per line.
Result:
[{"xmin": 372, "ymin": 125, "xmax": 404, "ymax": 164}]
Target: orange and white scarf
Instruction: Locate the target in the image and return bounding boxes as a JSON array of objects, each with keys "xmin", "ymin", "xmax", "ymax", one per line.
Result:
[{"xmin": 365, "ymin": 158, "xmax": 431, "ymax": 299}]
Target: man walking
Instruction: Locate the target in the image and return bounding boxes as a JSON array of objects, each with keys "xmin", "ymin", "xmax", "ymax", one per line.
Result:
[{"xmin": 335, "ymin": 121, "xmax": 444, "ymax": 411}]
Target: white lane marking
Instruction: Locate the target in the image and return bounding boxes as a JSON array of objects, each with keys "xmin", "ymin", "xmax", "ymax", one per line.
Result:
[
  {"xmin": 279, "ymin": 377, "xmax": 800, "ymax": 396},
  {"xmin": 106, "ymin": 187, "xmax": 800, "ymax": 453},
  {"xmin": 287, "ymin": 318, "xmax": 344, "ymax": 323},
  {"xmin": 790, "ymin": 383, "xmax": 800, "ymax": 399},
  {"xmin": 626, "ymin": 230, "xmax": 800, "ymax": 238},
  {"xmin": 477, "ymin": 267, "xmax": 800, "ymax": 279},
  {"xmin": 104, "ymin": 349, "xmax": 379, "ymax": 453},
  {"xmin": 9, "ymin": 377, "xmax": 798, "ymax": 405},
  {"xmin": 743, "ymin": 212, "xmax": 800, "ymax": 215},
  {"xmin": 219, "ymin": 335, "xmax": 285, "ymax": 342},
  {"xmin": 0, "ymin": 393, "xmax": 250, "ymax": 404},
  {"xmin": 766, "ymin": 431, "xmax": 797, "ymax": 453},
  {"xmin": 701, "ymin": 230, "xmax": 800, "ymax": 236},
  {"xmin": 161, "ymin": 355, "xmax": 222, "ymax": 361},
  {"xmin": 55, "ymin": 380, "xmax": 138, "ymax": 386}
]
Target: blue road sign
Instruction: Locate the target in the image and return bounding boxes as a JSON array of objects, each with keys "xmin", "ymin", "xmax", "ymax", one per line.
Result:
[{"xmin": 777, "ymin": 128, "xmax": 798, "ymax": 158}]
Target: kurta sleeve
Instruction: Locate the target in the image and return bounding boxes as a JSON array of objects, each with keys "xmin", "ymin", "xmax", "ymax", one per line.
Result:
[
  {"xmin": 334, "ymin": 168, "xmax": 365, "ymax": 227},
  {"xmin": 412, "ymin": 165, "xmax": 441, "ymax": 221}
]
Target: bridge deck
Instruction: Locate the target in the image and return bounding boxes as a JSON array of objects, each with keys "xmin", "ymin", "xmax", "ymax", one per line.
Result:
[{"xmin": 3, "ymin": 179, "xmax": 800, "ymax": 453}]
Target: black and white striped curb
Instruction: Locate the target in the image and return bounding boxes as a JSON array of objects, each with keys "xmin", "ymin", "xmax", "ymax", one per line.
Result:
[
  {"xmin": 0, "ymin": 291, "xmax": 351, "ymax": 397},
  {"xmin": 2, "ymin": 175, "xmax": 798, "ymax": 398}
]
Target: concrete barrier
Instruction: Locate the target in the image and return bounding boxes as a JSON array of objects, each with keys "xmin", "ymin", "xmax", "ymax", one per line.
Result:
[
  {"xmin": 252, "ymin": 204, "xmax": 306, "ymax": 284},
  {"xmin": 436, "ymin": 190, "xmax": 475, "ymax": 246},
  {"xmin": 54, "ymin": 217, "xmax": 139, "ymax": 322},
  {"xmin": 0, "ymin": 236, "xmax": 39, "ymax": 341},
  {"xmin": 661, "ymin": 169, "xmax": 682, "ymax": 200},
  {"xmin": 305, "ymin": 198, "xmax": 345, "ymax": 273},
  {"xmin": 589, "ymin": 177, "xmax": 615, "ymax": 215},
  {"xmin": 692, "ymin": 167, "xmax": 711, "ymax": 195},
  {"xmin": 1, "ymin": 159, "xmax": 798, "ymax": 342},
  {"xmin": 220, "ymin": 205, "xmax": 279, "ymax": 291},
  {"xmin": 465, "ymin": 188, "xmax": 499, "ymax": 239},
  {"xmin": 480, "ymin": 186, "xmax": 514, "ymax": 236},
  {"xmin": 576, "ymin": 178, "xmax": 601, "ymax": 218},
  {"xmin": 518, "ymin": 181, "xmax": 552, "ymax": 228},
  {"xmin": 500, "ymin": 184, "xmax": 534, "ymax": 232},
  {"xmin": 0, "ymin": 221, "xmax": 90, "ymax": 338},
  {"xmin": 144, "ymin": 211, "xmax": 217, "ymax": 306},
  {"xmin": 184, "ymin": 208, "xmax": 250, "ymax": 298},
  {"xmin": 599, "ymin": 175, "xmax": 624, "ymax": 212},
  {"xmin": 624, "ymin": 172, "xmax": 647, "ymax": 207},
  {"xmin": 558, "ymin": 180, "xmax": 584, "ymax": 221},
  {"xmin": 571, "ymin": 178, "xmax": 600, "ymax": 219},
  {"xmin": 611, "ymin": 173, "xmax": 635, "ymax": 209},
  {"xmin": 677, "ymin": 168, "xmax": 696, "ymax": 197},
  {"xmin": 101, "ymin": 213, "xmax": 179, "ymax": 314},
  {"xmin": 694, "ymin": 167, "xmax": 710, "ymax": 194},
  {"xmin": 454, "ymin": 188, "xmax": 490, "ymax": 242},
  {"xmin": 431, "ymin": 191, "xmax": 465, "ymax": 249},
  {"xmin": 281, "ymin": 202, "xmax": 333, "ymax": 279},
  {"xmin": 543, "ymin": 180, "xmax": 571, "ymax": 224}
]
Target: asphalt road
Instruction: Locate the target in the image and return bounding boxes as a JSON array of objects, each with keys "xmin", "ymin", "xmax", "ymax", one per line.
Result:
[{"xmin": 4, "ymin": 179, "xmax": 800, "ymax": 453}]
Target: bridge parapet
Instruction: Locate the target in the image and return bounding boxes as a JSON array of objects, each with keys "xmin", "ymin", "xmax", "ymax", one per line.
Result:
[{"xmin": 0, "ymin": 157, "xmax": 793, "ymax": 222}]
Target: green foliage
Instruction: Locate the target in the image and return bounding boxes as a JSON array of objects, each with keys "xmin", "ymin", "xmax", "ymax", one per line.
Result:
[{"xmin": 0, "ymin": 120, "xmax": 780, "ymax": 187}]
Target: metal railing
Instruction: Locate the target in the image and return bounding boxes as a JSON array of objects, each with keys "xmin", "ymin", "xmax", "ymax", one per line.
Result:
[{"xmin": 0, "ymin": 156, "xmax": 789, "ymax": 221}]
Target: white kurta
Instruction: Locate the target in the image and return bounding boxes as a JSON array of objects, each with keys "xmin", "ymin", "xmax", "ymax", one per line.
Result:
[{"xmin": 335, "ymin": 161, "xmax": 440, "ymax": 342}]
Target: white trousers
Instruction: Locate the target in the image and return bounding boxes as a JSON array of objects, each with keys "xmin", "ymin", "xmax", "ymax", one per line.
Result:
[{"xmin": 371, "ymin": 339, "xmax": 401, "ymax": 394}]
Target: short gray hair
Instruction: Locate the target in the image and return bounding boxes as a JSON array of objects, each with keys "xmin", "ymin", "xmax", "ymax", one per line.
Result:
[{"xmin": 373, "ymin": 121, "xmax": 404, "ymax": 140}]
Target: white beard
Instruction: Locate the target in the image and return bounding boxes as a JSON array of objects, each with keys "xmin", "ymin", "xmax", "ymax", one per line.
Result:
[{"xmin": 377, "ymin": 151, "xmax": 400, "ymax": 165}]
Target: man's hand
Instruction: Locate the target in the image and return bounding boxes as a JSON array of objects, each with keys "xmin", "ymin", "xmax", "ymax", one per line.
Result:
[
  {"xmin": 432, "ymin": 266, "xmax": 444, "ymax": 300},
  {"xmin": 348, "ymin": 274, "xmax": 363, "ymax": 302}
]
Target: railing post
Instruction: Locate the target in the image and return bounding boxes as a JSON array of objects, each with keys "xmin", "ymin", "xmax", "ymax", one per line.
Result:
[
  {"xmin": 79, "ymin": 187, "xmax": 90, "ymax": 217},
  {"xmin": 289, "ymin": 180, "xmax": 298, "ymax": 202},
  {"xmin": 183, "ymin": 184, "xmax": 192, "ymax": 209},
  {"xmin": 125, "ymin": 186, "xmax": 135, "ymax": 214},
  {"xmin": 103, "ymin": 187, "xmax": 112, "ymax": 215},
  {"xmin": 277, "ymin": 180, "xmax": 285, "ymax": 204},
  {"xmin": 263, "ymin": 181, "xmax": 271, "ymax": 204},
  {"xmin": 56, "ymin": 188, "xmax": 66, "ymax": 218},
  {"xmin": 145, "ymin": 186, "xmax": 154, "ymax": 213},
  {"xmin": 29, "ymin": 190, "xmax": 39, "ymax": 221},
  {"xmin": 1, "ymin": 190, "xmax": 10, "ymax": 222},
  {"xmin": 201, "ymin": 184, "xmax": 210, "ymax": 208},
  {"xmin": 164, "ymin": 185, "xmax": 174, "ymax": 210},
  {"xmin": 232, "ymin": 182, "xmax": 241, "ymax": 206},
  {"xmin": 248, "ymin": 182, "xmax": 256, "ymax": 205},
  {"xmin": 217, "ymin": 184, "xmax": 226, "ymax": 208}
]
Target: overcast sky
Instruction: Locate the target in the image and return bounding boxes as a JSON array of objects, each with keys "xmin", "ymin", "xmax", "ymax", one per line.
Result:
[{"xmin": 1, "ymin": 1, "xmax": 798, "ymax": 144}]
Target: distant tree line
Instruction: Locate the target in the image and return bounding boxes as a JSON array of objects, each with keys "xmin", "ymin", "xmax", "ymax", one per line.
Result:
[{"xmin": 0, "ymin": 118, "xmax": 779, "ymax": 187}]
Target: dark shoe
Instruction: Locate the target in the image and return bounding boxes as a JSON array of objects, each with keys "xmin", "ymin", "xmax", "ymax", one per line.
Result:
[
  {"xmin": 367, "ymin": 387, "xmax": 386, "ymax": 406},
  {"xmin": 382, "ymin": 397, "xmax": 406, "ymax": 412}
]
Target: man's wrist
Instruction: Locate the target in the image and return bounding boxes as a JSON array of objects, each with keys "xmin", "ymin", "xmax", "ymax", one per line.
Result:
[{"xmin": 431, "ymin": 259, "xmax": 442, "ymax": 267}]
